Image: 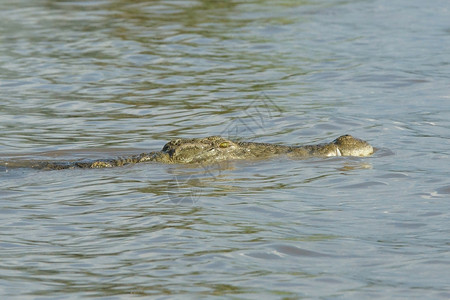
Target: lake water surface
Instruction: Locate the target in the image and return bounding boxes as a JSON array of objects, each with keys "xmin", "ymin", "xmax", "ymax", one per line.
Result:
[{"xmin": 1, "ymin": 0, "xmax": 449, "ymax": 299}]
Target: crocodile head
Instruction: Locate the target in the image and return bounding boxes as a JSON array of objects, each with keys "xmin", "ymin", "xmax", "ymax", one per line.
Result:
[
  {"xmin": 161, "ymin": 136, "xmax": 240, "ymax": 164},
  {"xmin": 332, "ymin": 135, "xmax": 374, "ymax": 157},
  {"xmin": 161, "ymin": 134, "xmax": 373, "ymax": 164}
]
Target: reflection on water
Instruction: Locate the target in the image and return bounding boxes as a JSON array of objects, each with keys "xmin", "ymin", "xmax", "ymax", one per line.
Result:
[{"xmin": 1, "ymin": 0, "xmax": 450, "ymax": 298}]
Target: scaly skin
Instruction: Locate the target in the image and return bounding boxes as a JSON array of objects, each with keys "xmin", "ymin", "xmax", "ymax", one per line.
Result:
[
  {"xmin": 4, "ymin": 135, "xmax": 373, "ymax": 170},
  {"xmin": 162, "ymin": 134, "xmax": 373, "ymax": 164}
]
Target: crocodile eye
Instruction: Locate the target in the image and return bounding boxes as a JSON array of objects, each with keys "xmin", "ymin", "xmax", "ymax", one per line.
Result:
[{"xmin": 219, "ymin": 142, "xmax": 230, "ymax": 148}]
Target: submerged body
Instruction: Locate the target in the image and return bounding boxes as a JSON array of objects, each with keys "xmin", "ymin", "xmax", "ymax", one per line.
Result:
[{"xmin": 4, "ymin": 135, "xmax": 373, "ymax": 170}]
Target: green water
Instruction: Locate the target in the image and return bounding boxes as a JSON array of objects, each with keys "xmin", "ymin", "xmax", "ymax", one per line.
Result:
[{"xmin": 1, "ymin": 0, "xmax": 449, "ymax": 298}]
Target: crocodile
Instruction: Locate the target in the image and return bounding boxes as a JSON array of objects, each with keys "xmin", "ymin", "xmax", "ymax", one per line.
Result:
[{"xmin": 2, "ymin": 135, "xmax": 373, "ymax": 170}]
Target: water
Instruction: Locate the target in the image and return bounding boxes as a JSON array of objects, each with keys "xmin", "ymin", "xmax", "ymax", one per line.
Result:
[{"xmin": 1, "ymin": 0, "xmax": 449, "ymax": 298}]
